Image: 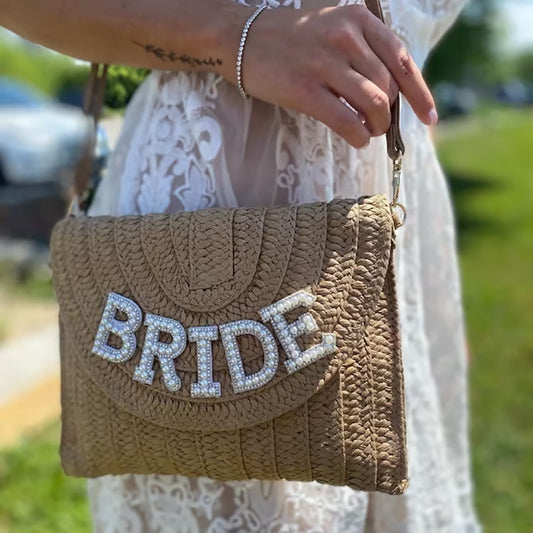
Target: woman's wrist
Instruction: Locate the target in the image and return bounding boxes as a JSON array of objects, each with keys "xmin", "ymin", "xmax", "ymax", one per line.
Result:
[
  {"xmin": 205, "ymin": 3, "xmax": 256, "ymax": 81},
  {"xmin": 128, "ymin": 2, "xmax": 257, "ymax": 80},
  {"xmin": 121, "ymin": 1, "xmax": 256, "ymax": 78}
]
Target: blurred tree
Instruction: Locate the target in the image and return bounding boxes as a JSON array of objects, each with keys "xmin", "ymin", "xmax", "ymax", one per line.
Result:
[
  {"xmin": 424, "ymin": 0, "xmax": 499, "ymax": 86},
  {"xmin": 0, "ymin": 36, "xmax": 149, "ymax": 110},
  {"xmin": 0, "ymin": 39, "xmax": 75, "ymax": 96},
  {"xmin": 513, "ymin": 49, "xmax": 533, "ymax": 82},
  {"xmin": 56, "ymin": 65, "xmax": 90, "ymax": 107},
  {"xmin": 104, "ymin": 65, "xmax": 150, "ymax": 109}
]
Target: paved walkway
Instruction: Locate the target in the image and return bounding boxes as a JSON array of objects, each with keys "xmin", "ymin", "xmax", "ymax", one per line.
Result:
[
  {"xmin": 0, "ymin": 324, "xmax": 61, "ymax": 448},
  {"xmin": 0, "ymin": 117, "xmax": 123, "ymax": 450}
]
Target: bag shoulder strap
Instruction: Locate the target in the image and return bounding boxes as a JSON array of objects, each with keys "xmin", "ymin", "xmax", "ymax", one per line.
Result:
[
  {"xmin": 72, "ymin": 63, "xmax": 108, "ymax": 204},
  {"xmin": 73, "ymin": 0, "xmax": 404, "ymax": 203},
  {"xmin": 365, "ymin": 0, "xmax": 405, "ymax": 161}
]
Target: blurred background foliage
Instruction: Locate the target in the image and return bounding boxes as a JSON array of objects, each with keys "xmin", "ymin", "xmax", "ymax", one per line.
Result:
[
  {"xmin": 0, "ymin": 40, "xmax": 149, "ymax": 110},
  {"xmin": 425, "ymin": 0, "xmax": 497, "ymax": 85},
  {"xmin": 0, "ymin": 40, "xmax": 77, "ymax": 98},
  {"xmin": 104, "ymin": 65, "xmax": 150, "ymax": 109}
]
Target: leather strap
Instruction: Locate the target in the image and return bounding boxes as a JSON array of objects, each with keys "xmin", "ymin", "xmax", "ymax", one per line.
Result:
[
  {"xmin": 72, "ymin": 63, "xmax": 108, "ymax": 203},
  {"xmin": 364, "ymin": 0, "xmax": 405, "ymax": 160},
  {"xmin": 73, "ymin": 0, "xmax": 404, "ymax": 200}
]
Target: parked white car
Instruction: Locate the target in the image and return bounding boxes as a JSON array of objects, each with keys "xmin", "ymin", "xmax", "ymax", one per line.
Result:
[{"xmin": 0, "ymin": 77, "xmax": 95, "ymax": 186}]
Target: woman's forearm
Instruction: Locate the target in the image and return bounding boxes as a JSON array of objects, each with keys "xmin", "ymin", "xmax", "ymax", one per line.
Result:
[
  {"xmin": 2, "ymin": 2, "xmax": 438, "ymax": 150},
  {"xmin": 1, "ymin": 0, "xmax": 253, "ymax": 81}
]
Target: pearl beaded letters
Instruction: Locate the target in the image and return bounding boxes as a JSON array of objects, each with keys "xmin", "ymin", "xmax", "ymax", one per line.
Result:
[
  {"xmin": 132, "ymin": 314, "xmax": 186, "ymax": 392},
  {"xmin": 92, "ymin": 293, "xmax": 143, "ymax": 363},
  {"xmin": 189, "ymin": 326, "xmax": 221, "ymax": 398},
  {"xmin": 91, "ymin": 291, "xmax": 336, "ymax": 396},
  {"xmin": 219, "ymin": 320, "xmax": 279, "ymax": 394},
  {"xmin": 260, "ymin": 292, "xmax": 337, "ymax": 374}
]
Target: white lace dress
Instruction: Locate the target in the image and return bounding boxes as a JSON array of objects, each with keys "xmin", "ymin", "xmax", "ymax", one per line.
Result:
[{"xmin": 86, "ymin": 0, "xmax": 481, "ymax": 531}]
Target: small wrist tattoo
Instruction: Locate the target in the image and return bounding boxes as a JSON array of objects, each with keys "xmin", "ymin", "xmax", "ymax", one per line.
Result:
[{"xmin": 132, "ymin": 40, "xmax": 223, "ymax": 67}]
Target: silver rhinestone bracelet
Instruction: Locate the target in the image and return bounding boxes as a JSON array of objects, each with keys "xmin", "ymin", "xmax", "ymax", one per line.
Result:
[{"xmin": 236, "ymin": 4, "xmax": 269, "ymax": 98}]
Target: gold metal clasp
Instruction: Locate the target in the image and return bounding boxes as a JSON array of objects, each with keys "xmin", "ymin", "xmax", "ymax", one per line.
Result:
[
  {"xmin": 391, "ymin": 156, "xmax": 402, "ymax": 206},
  {"xmin": 390, "ymin": 156, "xmax": 406, "ymax": 228}
]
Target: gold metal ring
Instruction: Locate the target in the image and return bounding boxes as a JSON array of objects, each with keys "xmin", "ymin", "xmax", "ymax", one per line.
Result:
[{"xmin": 390, "ymin": 202, "xmax": 407, "ymax": 228}]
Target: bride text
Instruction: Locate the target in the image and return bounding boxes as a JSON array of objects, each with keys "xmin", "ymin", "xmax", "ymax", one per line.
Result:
[{"xmin": 92, "ymin": 291, "xmax": 336, "ymax": 398}]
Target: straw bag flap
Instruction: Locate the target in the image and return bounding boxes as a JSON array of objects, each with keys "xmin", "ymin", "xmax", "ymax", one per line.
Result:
[{"xmin": 50, "ymin": 195, "xmax": 399, "ymax": 435}]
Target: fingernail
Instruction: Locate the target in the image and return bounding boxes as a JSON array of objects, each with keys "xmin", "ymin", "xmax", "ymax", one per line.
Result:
[{"xmin": 428, "ymin": 108, "xmax": 439, "ymax": 125}]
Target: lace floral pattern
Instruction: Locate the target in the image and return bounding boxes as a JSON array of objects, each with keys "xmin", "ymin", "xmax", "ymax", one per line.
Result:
[
  {"xmin": 89, "ymin": 476, "xmax": 369, "ymax": 532},
  {"xmin": 115, "ymin": 72, "xmax": 225, "ymax": 215},
  {"xmin": 87, "ymin": 0, "xmax": 481, "ymax": 531}
]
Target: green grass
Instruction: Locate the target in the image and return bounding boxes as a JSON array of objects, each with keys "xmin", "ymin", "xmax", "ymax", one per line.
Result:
[
  {"xmin": 0, "ymin": 106, "xmax": 531, "ymax": 532},
  {"xmin": 0, "ymin": 262, "xmax": 54, "ymax": 301},
  {"xmin": 0, "ymin": 424, "xmax": 90, "ymax": 533},
  {"xmin": 437, "ymin": 107, "xmax": 533, "ymax": 533}
]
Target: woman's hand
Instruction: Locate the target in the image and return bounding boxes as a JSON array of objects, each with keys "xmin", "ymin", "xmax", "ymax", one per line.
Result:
[
  {"xmin": 2, "ymin": 0, "xmax": 435, "ymax": 151},
  {"xmin": 239, "ymin": 5, "xmax": 437, "ymax": 149}
]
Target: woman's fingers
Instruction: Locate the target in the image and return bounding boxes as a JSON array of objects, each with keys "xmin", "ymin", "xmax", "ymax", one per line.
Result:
[
  {"xmin": 362, "ymin": 12, "xmax": 437, "ymax": 124},
  {"xmin": 349, "ymin": 51, "xmax": 399, "ymax": 111},
  {"xmin": 320, "ymin": 5, "xmax": 435, "ymax": 127},
  {"xmin": 328, "ymin": 65, "xmax": 392, "ymax": 136},
  {"xmin": 334, "ymin": 31, "xmax": 400, "ymax": 107},
  {"xmin": 295, "ymin": 81, "xmax": 371, "ymax": 149},
  {"xmin": 239, "ymin": 4, "xmax": 438, "ymax": 149}
]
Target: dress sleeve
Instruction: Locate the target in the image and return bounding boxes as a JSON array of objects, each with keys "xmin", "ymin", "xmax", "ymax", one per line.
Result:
[{"xmin": 413, "ymin": 0, "xmax": 469, "ymax": 50}]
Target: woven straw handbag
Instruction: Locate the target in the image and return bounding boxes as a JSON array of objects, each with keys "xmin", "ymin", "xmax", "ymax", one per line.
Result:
[{"xmin": 50, "ymin": 0, "xmax": 409, "ymax": 495}]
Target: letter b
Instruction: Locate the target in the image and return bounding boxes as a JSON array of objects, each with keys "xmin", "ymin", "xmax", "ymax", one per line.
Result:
[{"xmin": 92, "ymin": 292, "xmax": 143, "ymax": 363}]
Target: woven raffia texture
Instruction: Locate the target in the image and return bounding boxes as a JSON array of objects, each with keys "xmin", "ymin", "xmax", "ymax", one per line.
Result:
[{"xmin": 50, "ymin": 194, "xmax": 407, "ymax": 495}]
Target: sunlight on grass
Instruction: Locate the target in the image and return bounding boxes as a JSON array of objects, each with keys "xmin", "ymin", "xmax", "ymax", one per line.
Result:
[
  {"xmin": 0, "ymin": 423, "xmax": 90, "ymax": 533},
  {"xmin": 0, "ymin": 262, "xmax": 54, "ymax": 301},
  {"xmin": 437, "ymin": 107, "xmax": 533, "ymax": 533}
]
